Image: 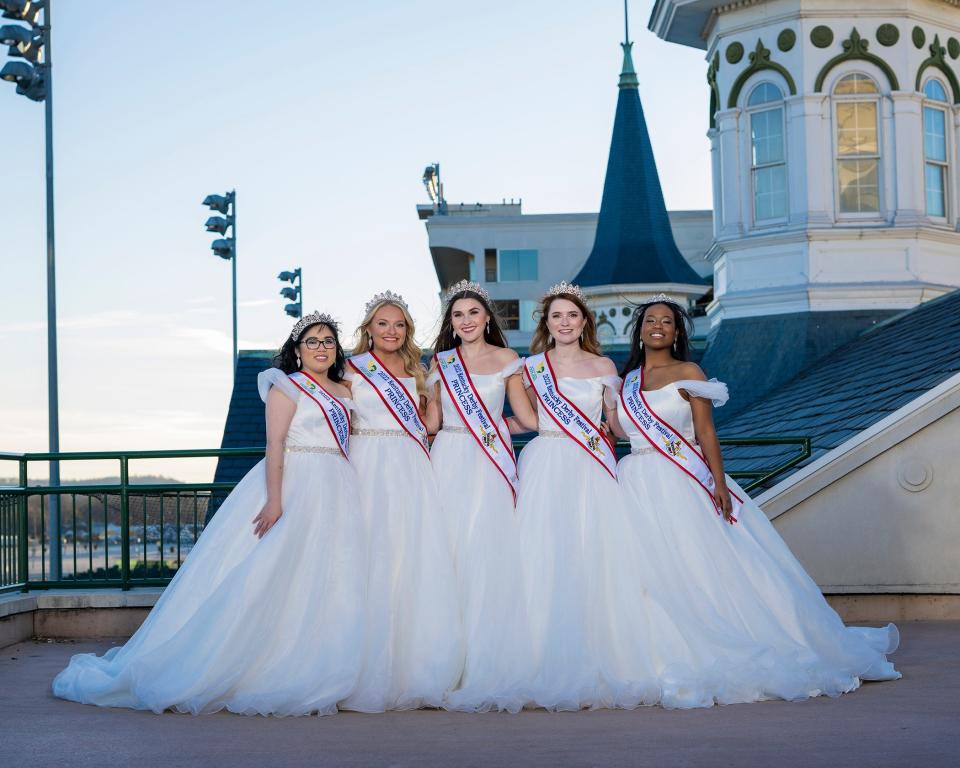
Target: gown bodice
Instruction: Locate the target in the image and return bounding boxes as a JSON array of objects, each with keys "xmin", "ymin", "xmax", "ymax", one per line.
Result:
[
  {"xmin": 536, "ymin": 376, "xmax": 616, "ymax": 433},
  {"xmin": 436, "ymin": 359, "xmax": 522, "ymax": 428},
  {"xmin": 347, "ymin": 371, "xmax": 420, "ymax": 431},
  {"xmin": 258, "ymin": 369, "xmax": 350, "ymax": 450},
  {"xmin": 619, "ymin": 379, "xmax": 729, "ymax": 451}
]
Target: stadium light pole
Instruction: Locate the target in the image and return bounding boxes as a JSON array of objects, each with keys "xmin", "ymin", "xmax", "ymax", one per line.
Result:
[
  {"xmin": 277, "ymin": 268, "xmax": 302, "ymax": 319},
  {"xmin": 2, "ymin": 0, "xmax": 62, "ymax": 578},
  {"xmin": 202, "ymin": 190, "xmax": 237, "ymax": 381}
]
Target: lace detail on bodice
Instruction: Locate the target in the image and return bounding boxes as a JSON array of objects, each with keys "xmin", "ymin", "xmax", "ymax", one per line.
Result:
[{"xmin": 257, "ymin": 369, "xmax": 351, "ymax": 451}]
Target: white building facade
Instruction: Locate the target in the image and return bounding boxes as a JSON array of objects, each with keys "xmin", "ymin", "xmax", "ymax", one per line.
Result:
[{"xmin": 650, "ymin": 0, "xmax": 960, "ymax": 326}]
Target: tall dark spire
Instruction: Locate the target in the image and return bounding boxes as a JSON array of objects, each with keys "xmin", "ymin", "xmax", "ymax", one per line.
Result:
[{"xmin": 574, "ymin": 4, "xmax": 706, "ymax": 288}]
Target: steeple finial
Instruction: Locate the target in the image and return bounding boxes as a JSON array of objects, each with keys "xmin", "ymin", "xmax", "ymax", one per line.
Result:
[{"xmin": 619, "ymin": 0, "xmax": 638, "ymax": 89}]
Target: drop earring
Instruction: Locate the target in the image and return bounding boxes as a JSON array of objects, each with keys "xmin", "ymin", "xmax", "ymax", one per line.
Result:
[
  {"xmin": 367, "ymin": 333, "xmax": 373, "ymax": 349},
  {"xmin": 296, "ymin": 355, "xmax": 302, "ymax": 367},
  {"xmin": 486, "ymin": 321, "xmax": 490, "ymax": 334},
  {"xmin": 639, "ymin": 340, "xmax": 644, "ymax": 350},
  {"xmin": 453, "ymin": 330, "xmax": 459, "ymax": 340}
]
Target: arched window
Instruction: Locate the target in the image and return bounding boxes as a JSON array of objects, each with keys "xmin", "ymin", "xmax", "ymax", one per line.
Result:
[
  {"xmin": 922, "ymin": 79, "xmax": 949, "ymax": 218},
  {"xmin": 833, "ymin": 73, "xmax": 881, "ymax": 215},
  {"xmin": 747, "ymin": 82, "xmax": 787, "ymax": 222}
]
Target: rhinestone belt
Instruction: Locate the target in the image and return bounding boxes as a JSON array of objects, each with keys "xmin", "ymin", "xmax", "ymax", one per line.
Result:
[
  {"xmin": 285, "ymin": 445, "xmax": 341, "ymax": 455},
  {"xmin": 440, "ymin": 426, "xmax": 470, "ymax": 435},
  {"xmin": 352, "ymin": 428, "xmax": 407, "ymax": 438},
  {"xmin": 538, "ymin": 431, "xmax": 566, "ymax": 439}
]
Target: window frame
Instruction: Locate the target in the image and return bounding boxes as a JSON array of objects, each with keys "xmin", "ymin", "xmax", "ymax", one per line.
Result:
[
  {"xmin": 921, "ymin": 77, "xmax": 951, "ymax": 222},
  {"xmin": 746, "ymin": 81, "xmax": 789, "ymax": 226},
  {"xmin": 831, "ymin": 72, "xmax": 884, "ymax": 220}
]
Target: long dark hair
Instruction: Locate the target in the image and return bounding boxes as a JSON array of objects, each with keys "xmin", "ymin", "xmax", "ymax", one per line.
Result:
[
  {"xmin": 272, "ymin": 321, "xmax": 346, "ymax": 381},
  {"xmin": 432, "ymin": 290, "xmax": 509, "ymax": 355},
  {"xmin": 619, "ymin": 300, "xmax": 692, "ymax": 377}
]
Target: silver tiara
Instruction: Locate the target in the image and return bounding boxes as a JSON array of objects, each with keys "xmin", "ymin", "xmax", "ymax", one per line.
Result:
[
  {"xmin": 444, "ymin": 279, "xmax": 490, "ymax": 305},
  {"xmin": 646, "ymin": 292, "xmax": 684, "ymax": 307},
  {"xmin": 545, "ymin": 280, "xmax": 585, "ymax": 302},
  {"xmin": 364, "ymin": 290, "xmax": 409, "ymax": 316},
  {"xmin": 290, "ymin": 311, "xmax": 338, "ymax": 341}
]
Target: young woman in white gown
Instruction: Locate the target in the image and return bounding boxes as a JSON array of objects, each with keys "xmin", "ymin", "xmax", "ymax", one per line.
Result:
[
  {"xmin": 516, "ymin": 282, "xmax": 730, "ymax": 711},
  {"xmin": 340, "ymin": 291, "xmax": 464, "ymax": 712},
  {"xmin": 609, "ymin": 296, "xmax": 900, "ymax": 702},
  {"xmin": 52, "ymin": 313, "xmax": 367, "ymax": 716},
  {"xmin": 424, "ymin": 280, "xmax": 539, "ymax": 713}
]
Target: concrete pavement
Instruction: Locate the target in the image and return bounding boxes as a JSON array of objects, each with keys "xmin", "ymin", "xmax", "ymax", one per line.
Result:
[{"xmin": 1, "ymin": 622, "xmax": 958, "ymax": 768}]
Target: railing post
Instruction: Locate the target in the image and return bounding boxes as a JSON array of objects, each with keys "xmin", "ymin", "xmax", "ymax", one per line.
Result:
[
  {"xmin": 18, "ymin": 458, "xmax": 28, "ymax": 592},
  {"xmin": 120, "ymin": 456, "xmax": 130, "ymax": 591}
]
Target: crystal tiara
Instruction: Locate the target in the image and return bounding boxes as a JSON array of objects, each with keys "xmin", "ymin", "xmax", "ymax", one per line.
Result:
[
  {"xmin": 444, "ymin": 279, "xmax": 491, "ymax": 305},
  {"xmin": 364, "ymin": 290, "xmax": 409, "ymax": 316},
  {"xmin": 544, "ymin": 280, "xmax": 586, "ymax": 302},
  {"xmin": 645, "ymin": 292, "xmax": 684, "ymax": 307},
  {"xmin": 290, "ymin": 311, "xmax": 339, "ymax": 341}
]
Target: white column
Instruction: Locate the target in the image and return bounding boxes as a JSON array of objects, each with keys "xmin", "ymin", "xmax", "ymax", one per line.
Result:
[
  {"xmin": 708, "ymin": 127, "xmax": 722, "ymax": 240},
  {"xmin": 953, "ymin": 105, "xmax": 960, "ymax": 230},
  {"xmin": 881, "ymin": 94, "xmax": 897, "ymax": 224},
  {"xmin": 790, "ymin": 94, "xmax": 832, "ymax": 227},
  {"xmin": 891, "ymin": 91, "xmax": 925, "ymax": 226},
  {"xmin": 715, "ymin": 108, "xmax": 743, "ymax": 238}
]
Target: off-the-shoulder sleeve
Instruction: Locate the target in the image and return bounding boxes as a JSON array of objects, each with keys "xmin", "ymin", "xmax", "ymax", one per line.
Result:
[
  {"xmin": 257, "ymin": 369, "xmax": 301, "ymax": 404},
  {"xmin": 497, "ymin": 357, "xmax": 524, "ymax": 379},
  {"xmin": 601, "ymin": 374, "xmax": 622, "ymax": 408},
  {"xmin": 675, "ymin": 378, "xmax": 729, "ymax": 407}
]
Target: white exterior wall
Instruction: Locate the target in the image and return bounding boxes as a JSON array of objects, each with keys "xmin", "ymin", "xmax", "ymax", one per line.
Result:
[
  {"xmin": 666, "ymin": 0, "xmax": 960, "ymax": 323},
  {"xmin": 757, "ymin": 374, "xmax": 960, "ymax": 593}
]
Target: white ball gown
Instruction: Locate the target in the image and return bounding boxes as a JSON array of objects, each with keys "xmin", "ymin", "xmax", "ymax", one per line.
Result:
[
  {"xmin": 340, "ymin": 367, "xmax": 464, "ymax": 712},
  {"xmin": 52, "ymin": 369, "xmax": 367, "ymax": 716},
  {"xmin": 616, "ymin": 378, "xmax": 900, "ymax": 703},
  {"xmin": 518, "ymin": 374, "xmax": 725, "ymax": 711},
  {"xmin": 427, "ymin": 359, "xmax": 532, "ymax": 713}
]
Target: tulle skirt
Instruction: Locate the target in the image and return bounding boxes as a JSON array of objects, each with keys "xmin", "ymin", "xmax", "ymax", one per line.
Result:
[
  {"xmin": 52, "ymin": 453, "xmax": 367, "ymax": 716},
  {"xmin": 430, "ymin": 431, "xmax": 531, "ymax": 713},
  {"xmin": 616, "ymin": 451, "xmax": 900, "ymax": 703},
  {"xmin": 341, "ymin": 434, "xmax": 464, "ymax": 712},
  {"xmin": 516, "ymin": 435, "xmax": 690, "ymax": 711}
]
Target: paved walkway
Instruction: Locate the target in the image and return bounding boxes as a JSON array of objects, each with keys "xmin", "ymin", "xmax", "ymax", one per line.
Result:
[{"xmin": 2, "ymin": 622, "xmax": 958, "ymax": 768}]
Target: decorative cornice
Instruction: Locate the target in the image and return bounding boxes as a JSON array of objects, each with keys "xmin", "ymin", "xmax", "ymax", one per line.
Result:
[
  {"xmin": 813, "ymin": 28, "xmax": 900, "ymax": 93},
  {"xmin": 727, "ymin": 38, "xmax": 797, "ymax": 108},
  {"xmin": 916, "ymin": 34, "xmax": 960, "ymax": 104}
]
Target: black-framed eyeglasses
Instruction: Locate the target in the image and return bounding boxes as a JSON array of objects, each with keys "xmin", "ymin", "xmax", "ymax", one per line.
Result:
[{"xmin": 301, "ymin": 337, "xmax": 337, "ymax": 350}]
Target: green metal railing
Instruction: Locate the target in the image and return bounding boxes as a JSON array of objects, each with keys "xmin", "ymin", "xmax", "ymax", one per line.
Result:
[
  {"xmin": 0, "ymin": 437, "xmax": 809, "ymax": 594},
  {"xmin": 0, "ymin": 448, "xmax": 264, "ymax": 594}
]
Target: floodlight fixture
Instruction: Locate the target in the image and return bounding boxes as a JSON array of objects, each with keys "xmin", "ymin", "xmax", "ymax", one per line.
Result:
[
  {"xmin": 280, "ymin": 286, "xmax": 299, "ymax": 301},
  {"xmin": 277, "ymin": 270, "xmax": 299, "ymax": 283},
  {"xmin": 0, "ymin": 57, "xmax": 30, "ymax": 81},
  {"xmin": 204, "ymin": 215, "xmax": 231, "ymax": 234},
  {"xmin": 202, "ymin": 193, "xmax": 231, "ymax": 214},
  {"xmin": 211, "ymin": 238, "xmax": 234, "ymax": 260},
  {"xmin": 0, "ymin": 23, "xmax": 31, "ymax": 45},
  {"xmin": 284, "ymin": 303, "xmax": 302, "ymax": 319}
]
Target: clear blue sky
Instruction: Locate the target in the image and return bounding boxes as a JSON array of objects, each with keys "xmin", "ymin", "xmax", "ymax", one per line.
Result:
[{"xmin": 0, "ymin": 1, "xmax": 712, "ymax": 481}]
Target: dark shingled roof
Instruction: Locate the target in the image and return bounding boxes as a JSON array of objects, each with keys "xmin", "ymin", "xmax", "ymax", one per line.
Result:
[
  {"xmin": 212, "ymin": 351, "xmax": 273, "ymax": 487},
  {"xmin": 703, "ymin": 310, "xmax": 900, "ymax": 424},
  {"xmin": 718, "ymin": 290, "xmax": 960, "ymax": 488},
  {"xmin": 573, "ymin": 43, "xmax": 707, "ymax": 289}
]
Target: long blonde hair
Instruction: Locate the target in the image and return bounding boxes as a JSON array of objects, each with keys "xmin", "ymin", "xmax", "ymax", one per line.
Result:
[
  {"xmin": 353, "ymin": 300, "xmax": 427, "ymax": 398},
  {"xmin": 529, "ymin": 292, "xmax": 602, "ymax": 356}
]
